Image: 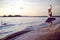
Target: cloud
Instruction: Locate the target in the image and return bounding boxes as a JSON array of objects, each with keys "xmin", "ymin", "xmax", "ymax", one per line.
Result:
[
  {"xmin": 0, "ymin": 0, "xmax": 60, "ymax": 16},
  {"xmin": 23, "ymin": 0, "xmax": 49, "ymax": 3}
]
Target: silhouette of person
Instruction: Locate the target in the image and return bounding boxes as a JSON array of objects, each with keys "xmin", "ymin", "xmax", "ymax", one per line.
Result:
[
  {"xmin": 46, "ymin": 5, "xmax": 56, "ymax": 30},
  {"xmin": 46, "ymin": 5, "xmax": 53, "ymax": 30}
]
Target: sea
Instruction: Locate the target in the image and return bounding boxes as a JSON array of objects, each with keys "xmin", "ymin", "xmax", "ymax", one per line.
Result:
[{"xmin": 0, "ymin": 17, "xmax": 60, "ymax": 39}]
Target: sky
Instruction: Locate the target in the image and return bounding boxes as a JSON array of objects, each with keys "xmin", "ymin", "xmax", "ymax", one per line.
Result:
[{"xmin": 0, "ymin": 0, "xmax": 60, "ymax": 16}]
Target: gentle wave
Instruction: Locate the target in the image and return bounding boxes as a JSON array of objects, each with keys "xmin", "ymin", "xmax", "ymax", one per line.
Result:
[{"xmin": 0, "ymin": 17, "xmax": 60, "ymax": 39}]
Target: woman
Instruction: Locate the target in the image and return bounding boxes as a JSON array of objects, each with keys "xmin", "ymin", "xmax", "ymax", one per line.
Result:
[{"xmin": 46, "ymin": 5, "xmax": 53, "ymax": 29}]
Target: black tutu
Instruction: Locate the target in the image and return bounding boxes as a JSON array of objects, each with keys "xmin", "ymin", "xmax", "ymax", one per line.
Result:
[{"xmin": 45, "ymin": 17, "xmax": 56, "ymax": 23}]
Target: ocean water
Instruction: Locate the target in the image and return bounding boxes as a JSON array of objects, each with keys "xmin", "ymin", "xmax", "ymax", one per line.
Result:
[{"xmin": 0, "ymin": 17, "xmax": 60, "ymax": 39}]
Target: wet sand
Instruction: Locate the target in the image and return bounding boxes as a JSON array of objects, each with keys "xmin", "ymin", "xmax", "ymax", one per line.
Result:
[
  {"xmin": 1, "ymin": 26, "xmax": 60, "ymax": 40},
  {"xmin": 0, "ymin": 30, "xmax": 30, "ymax": 40}
]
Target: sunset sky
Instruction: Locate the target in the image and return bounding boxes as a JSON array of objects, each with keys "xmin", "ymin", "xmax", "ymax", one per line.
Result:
[{"xmin": 0, "ymin": 0, "xmax": 60, "ymax": 16}]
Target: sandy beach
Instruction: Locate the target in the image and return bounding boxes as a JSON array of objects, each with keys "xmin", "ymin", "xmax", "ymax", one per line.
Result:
[{"xmin": 1, "ymin": 25, "xmax": 60, "ymax": 40}]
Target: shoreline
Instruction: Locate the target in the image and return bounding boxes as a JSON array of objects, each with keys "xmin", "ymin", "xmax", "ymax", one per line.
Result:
[
  {"xmin": 0, "ymin": 16, "xmax": 60, "ymax": 17},
  {"xmin": 0, "ymin": 30, "xmax": 31, "ymax": 40},
  {"xmin": 1, "ymin": 26, "xmax": 60, "ymax": 40}
]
